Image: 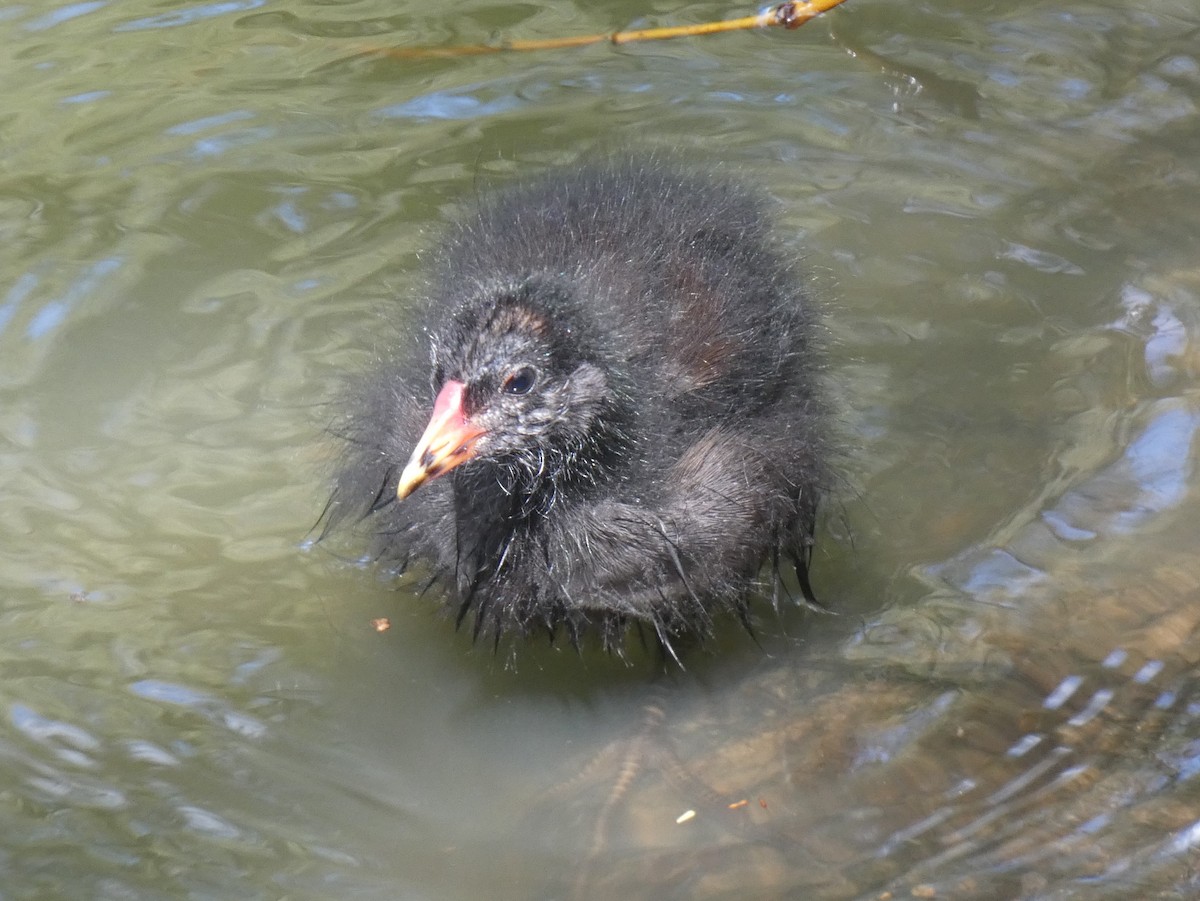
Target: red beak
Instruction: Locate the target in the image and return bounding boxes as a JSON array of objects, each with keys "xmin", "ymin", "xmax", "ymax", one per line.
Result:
[{"xmin": 396, "ymin": 380, "xmax": 486, "ymax": 500}]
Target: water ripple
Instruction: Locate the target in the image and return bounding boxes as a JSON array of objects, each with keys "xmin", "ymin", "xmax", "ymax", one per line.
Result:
[
  {"xmin": 114, "ymin": 0, "xmax": 263, "ymax": 32},
  {"xmin": 128, "ymin": 680, "xmax": 267, "ymax": 739}
]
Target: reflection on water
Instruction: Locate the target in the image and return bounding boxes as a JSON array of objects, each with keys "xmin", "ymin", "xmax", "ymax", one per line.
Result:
[
  {"xmin": 1, "ymin": 0, "xmax": 1199, "ymax": 898},
  {"xmin": 537, "ymin": 379, "xmax": 1200, "ymax": 898}
]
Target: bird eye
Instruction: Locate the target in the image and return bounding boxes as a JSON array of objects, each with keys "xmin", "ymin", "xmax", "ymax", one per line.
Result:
[{"xmin": 502, "ymin": 366, "xmax": 537, "ymax": 396}]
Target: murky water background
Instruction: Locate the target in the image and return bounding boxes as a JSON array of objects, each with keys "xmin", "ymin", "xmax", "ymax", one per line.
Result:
[{"xmin": 2, "ymin": 1, "xmax": 1199, "ymax": 898}]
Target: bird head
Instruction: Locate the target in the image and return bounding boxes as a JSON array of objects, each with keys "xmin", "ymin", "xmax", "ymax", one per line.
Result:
[{"xmin": 396, "ymin": 276, "xmax": 618, "ymax": 500}]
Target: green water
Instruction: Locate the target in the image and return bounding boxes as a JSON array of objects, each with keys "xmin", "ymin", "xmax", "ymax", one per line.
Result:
[{"xmin": 2, "ymin": 1, "xmax": 1199, "ymax": 898}]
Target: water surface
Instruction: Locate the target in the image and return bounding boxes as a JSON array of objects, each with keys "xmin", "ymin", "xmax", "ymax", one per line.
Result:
[{"xmin": 2, "ymin": 0, "xmax": 1199, "ymax": 898}]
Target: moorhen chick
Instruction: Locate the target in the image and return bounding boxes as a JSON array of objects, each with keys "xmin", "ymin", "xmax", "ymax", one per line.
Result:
[{"xmin": 325, "ymin": 156, "xmax": 829, "ymax": 656}]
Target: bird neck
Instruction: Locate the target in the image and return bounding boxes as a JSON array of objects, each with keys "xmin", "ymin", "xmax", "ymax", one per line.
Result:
[{"xmin": 453, "ymin": 408, "xmax": 629, "ymax": 535}]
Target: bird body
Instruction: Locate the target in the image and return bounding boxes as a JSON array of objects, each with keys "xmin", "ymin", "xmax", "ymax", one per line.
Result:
[{"xmin": 327, "ymin": 157, "xmax": 828, "ymax": 655}]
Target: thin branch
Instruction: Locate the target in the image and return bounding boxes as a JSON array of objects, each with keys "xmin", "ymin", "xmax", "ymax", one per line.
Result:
[{"xmin": 364, "ymin": 1, "xmax": 850, "ymax": 61}]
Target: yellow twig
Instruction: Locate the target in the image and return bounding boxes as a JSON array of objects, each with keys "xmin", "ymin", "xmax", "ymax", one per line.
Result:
[{"xmin": 369, "ymin": 1, "xmax": 850, "ymax": 61}]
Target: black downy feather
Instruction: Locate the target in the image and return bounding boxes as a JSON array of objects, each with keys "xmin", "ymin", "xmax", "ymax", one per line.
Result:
[{"xmin": 321, "ymin": 155, "xmax": 831, "ymax": 657}]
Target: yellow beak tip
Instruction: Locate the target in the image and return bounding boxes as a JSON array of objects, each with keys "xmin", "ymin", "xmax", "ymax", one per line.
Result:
[{"xmin": 396, "ymin": 462, "xmax": 427, "ymax": 501}]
